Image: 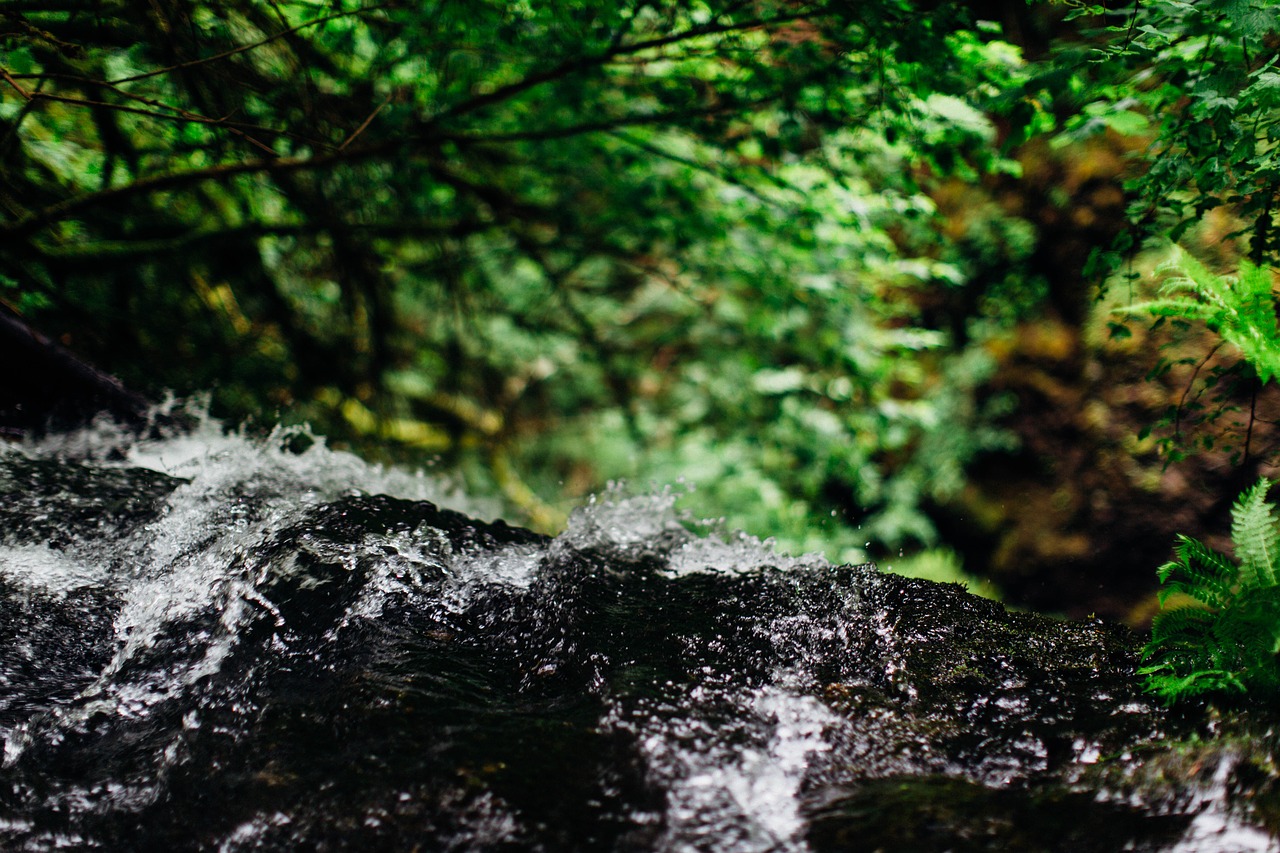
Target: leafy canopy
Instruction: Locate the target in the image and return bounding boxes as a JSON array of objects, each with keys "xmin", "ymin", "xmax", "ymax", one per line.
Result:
[
  {"xmin": 1049, "ymin": 0, "xmax": 1280, "ymax": 270},
  {"xmin": 0, "ymin": 0, "xmax": 1033, "ymax": 553}
]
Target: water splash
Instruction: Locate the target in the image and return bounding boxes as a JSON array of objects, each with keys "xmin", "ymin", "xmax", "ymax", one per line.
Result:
[{"xmin": 0, "ymin": 545, "xmax": 105, "ymax": 599}]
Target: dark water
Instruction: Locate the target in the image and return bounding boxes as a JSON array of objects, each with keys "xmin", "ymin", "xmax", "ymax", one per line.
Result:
[{"xmin": 0, "ymin": 420, "xmax": 1273, "ymax": 851}]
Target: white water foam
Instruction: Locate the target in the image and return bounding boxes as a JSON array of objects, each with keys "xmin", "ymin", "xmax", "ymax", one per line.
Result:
[
  {"xmin": 2, "ymin": 410, "xmax": 484, "ymax": 777},
  {"xmin": 556, "ymin": 484, "xmax": 832, "ymax": 577},
  {"xmin": 1168, "ymin": 755, "xmax": 1279, "ymax": 853},
  {"xmin": 617, "ymin": 674, "xmax": 838, "ymax": 853},
  {"xmin": 0, "ymin": 544, "xmax": 106, "ymax": 599}
]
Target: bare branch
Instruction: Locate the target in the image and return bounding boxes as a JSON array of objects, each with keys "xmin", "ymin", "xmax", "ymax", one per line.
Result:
[
  {"xmin": 1, "ymin": 65, "xmax": 31, "ymax": 100},
  {"xmin": 438, "ymin": 97, "xmax": 774, "ymax": 144},
  {"xmin": 5, "ymin": 71, "xmax": 332, "ymax": 148},
  {"xmin": 29, "ymin": 216, "xmax": 497, "ymax": 262},
  {"xmin": 17, "ymin": 89, "xmax": 282, "ymax": 154},
  {"xmin": 339, "ymin": 98, "xmax": 391, "ymax": 151}
]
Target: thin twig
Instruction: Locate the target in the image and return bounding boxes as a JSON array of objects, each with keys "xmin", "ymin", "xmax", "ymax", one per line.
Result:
[
  {"xmin": 3, "ymin": 140, "xmax": 397, "ymax": 239},
  {"xmin": 438, "ymin": 98, "xmax": 773, "ymax": 145},
  {"xmin": 339, "ymin": 99, "xmax": 390, "ymax": 151},
  {"xmin": 428, "ymin": 6, "xmax": 820, "ymax": 125},
  {"xmin": 1175, "ymin": 339, "xmax": 1225, "ymax": 444},
  {"xmin": 1123, "ymin": 0, "xmax": 1143, "ymax": 50},
  {"xmin": 4, "ymin": 71, "xmax": 330, "ymax": 148},
  {"xmin": 1244, "ymin": 375, "xmax": 1258, "ymax": 466},
  {"xmin": 1, "ymin": 65, "xmax": 31, "ymax": 100},
  {"xmin": 19, "ymin": 89, "xmax": 280, "ymax": 153},
  {"xmin": 608, "ymin": 128, "xmax": 783, "ymax": 210}
]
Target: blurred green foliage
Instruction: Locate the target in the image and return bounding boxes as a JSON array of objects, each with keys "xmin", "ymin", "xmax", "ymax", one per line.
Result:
[
  {"xmin": 8, "ymin": 0, "xmax": 1273, "ymax": 581},
  {"xmin": 1115, "ymin": 251, "xmax": 1280, "ymax": 467},
  {"xmin": 1052, "ymin": 0, "xmax": 1280, "ymax": 698},
  {"xmin": 1, "ymin": 0, "xmax": 1050, "ymax": 563}
]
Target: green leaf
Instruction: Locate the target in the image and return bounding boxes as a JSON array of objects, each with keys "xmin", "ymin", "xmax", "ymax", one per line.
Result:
[
  {"xmin": 7, "ymin": 47, "xmax": 37, "ymax": 75},
  {"xmin": 1233, "ymin": 479, "xmax": 1280, "ymax": 588},
  {"xmin": 1101, "ymin": 109, "xmax": 1150, "ymax": 136}
]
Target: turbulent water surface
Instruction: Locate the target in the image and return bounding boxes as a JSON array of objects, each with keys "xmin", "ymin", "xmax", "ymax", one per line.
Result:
[{"xmin": 0, "ymin": 417, "xmax": 1275, "ymax": 851}]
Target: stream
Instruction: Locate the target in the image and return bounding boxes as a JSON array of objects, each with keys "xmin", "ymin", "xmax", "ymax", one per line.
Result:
[{"xmin": 0, "ymin": 415, "xmax": 1276, "ymax": 851}]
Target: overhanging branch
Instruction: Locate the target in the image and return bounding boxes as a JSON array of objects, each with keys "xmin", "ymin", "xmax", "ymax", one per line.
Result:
[{"xmin": 2, "ymin": 141, "xmax": 399, "ymax": 239}]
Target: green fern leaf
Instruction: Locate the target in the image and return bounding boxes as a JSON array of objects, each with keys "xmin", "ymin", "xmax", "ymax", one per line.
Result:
[
  {"xmin": 1143, "ymin": 477, "xmax": 1280, "ymax": 703},
  {"xmin": 1157, "ymin": 535, "xmax": 1236, "ymax": 608},
  {"xmin": 1113, "ymin": 297, "xmax": 1212, "ymax": 321},
  {"xmin": 1139, "ymin": 662, "xmax": 1246, "ymax": 703},
  {"xmin": 1222, "ymin": 585, "xmax": 1280, "ymax": 653},
  {"xmin": 1232, "ymin": 479, "xmax": 1279, "ymax": 588},
  {"xmin": 1230, "ymin": 262, "xmax": 1280, "ymax": 383},
  {"xmin": 1121, "ymin": 249, "xmax": 1280, "ymax": 385},
  {"xmin": 1148, "ymin": 605, "xmax": 1215, "ymax": 644}
]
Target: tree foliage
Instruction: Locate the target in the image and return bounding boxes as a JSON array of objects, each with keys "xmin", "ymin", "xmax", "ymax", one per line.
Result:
[
  {"xmin": 1052, "ymin": 0, "xmax": 1280, "ymax": 700},
  {"xmin": 1047, "ymin": 0, "xmax": 1280, "ymax": 267},
  {"xmin": 1034, "ymin": 0, "xmax": 1280, "ymax": 471},
  {"xmin": 1, "ymin": 0, "xmax": 1035, "ymax": 552}
]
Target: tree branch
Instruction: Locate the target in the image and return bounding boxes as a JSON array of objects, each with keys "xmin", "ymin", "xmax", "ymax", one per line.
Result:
[
  {"xmin": 438, "ymin": 97, "xmax": 775, "ymax": 145},
  {"xmin": 1, "ymin": 65, "xmax": 31, "ymax": 99},
  {"xmin": 339, "ymin": 98, "xmax": 390, "ymax": 151},
  {"xmin": 426, "ymin": 6, "xmax": 821, "ymax": 126},
  {"xmin": 107, "ymin": 5, "xmax": 389, "ymax": 85},
  {"xmin": 26, "ymin": 217, "xmax": 493, "ymax": 263},
  {"xmin": 12, "ymin": 87, "xmax": 283, "ymax": 154},
  {"xmin": 2, "ymin": 141, "xmax": 397, "ymax": 239}
]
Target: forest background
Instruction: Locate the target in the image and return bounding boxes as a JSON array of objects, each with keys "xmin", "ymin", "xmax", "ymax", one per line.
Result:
[{"xmin": 2, "ymin": 0, "xmax": 1278, "ymax": 623}]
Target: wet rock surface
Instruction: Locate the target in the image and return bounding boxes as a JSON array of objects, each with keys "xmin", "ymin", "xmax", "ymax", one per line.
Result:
[{"xmin": 0, "ymin": 436, "xmax": 1276, "ymax": 851}]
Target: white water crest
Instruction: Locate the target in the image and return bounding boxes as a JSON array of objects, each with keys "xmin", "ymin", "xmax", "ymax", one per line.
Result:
[
  {"xmin": 1167, "ymin": 754, "xmax": 1279, "ymax": 853},
  {"xmin": 617, "ymin": 675, "xmax": 838, "ymax": 853},
  {"xmin": 0, "ymin": 408, "xmax": 479, "ymax": 772},
  {"xmin": 558, "ymin": 484, "xmax": 834, "ymax": 577}
]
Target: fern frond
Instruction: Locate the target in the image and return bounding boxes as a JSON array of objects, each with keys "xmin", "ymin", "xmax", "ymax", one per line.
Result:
[
  {"xmin": 1140, "ymin": 665, "xmax": 1247, "ymax": 703},
  {"xmin": 1152, "ymin": 245, "xmax": 1208, "ymax": 283},
  {"xmin": 1155, "ymin": 535, "xmax": 1236, "ymax": 608},
  {"xmin": 1112, "ymin": 298, "xmax": 1213, "ymax": 321},
  {"xmin": 1124, "ymin": 249, "xmax": 1280, "ymax": 384},
  {"xmin": 1149, "ymin": 605, "xmax": 1216, "ymax": 644},
  {"xmin": 1212, "ymin": 611, "xmax": 1265, "ymax": 662},
  {"xmin": 1225, "ymin": 262, "xmax": 1280, "ymax": 383},
  {"xmin": 1143, "ymin": 476, "xmax": 1280, "ymax": 703},
  {"xmin": 1231, "ymin": 479, "xmax": 1279, "ymax": 589},
  {"xmin": 1157, "ymin": 580, "xmax": 1228, "ymax": 610},
  {"xmin": 1222, "ymin": 585, "xmax": 1280, "ymax": 650}
]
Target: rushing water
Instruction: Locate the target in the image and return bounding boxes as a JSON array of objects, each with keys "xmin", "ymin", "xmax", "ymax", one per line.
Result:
[{"xmin": 0, "ymin": 415, "xmax": 1275, "ymax": 851}]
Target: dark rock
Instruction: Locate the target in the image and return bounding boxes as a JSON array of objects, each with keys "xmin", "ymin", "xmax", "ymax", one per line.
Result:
[
  {"xmin": 0, "ymin": 452, "xmax": 1276, "ymax": 850},
  {"xmin": 0, "ymin": 305, "xmax": 149, "ymax": 437}
]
